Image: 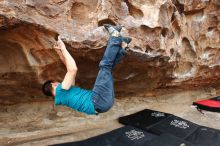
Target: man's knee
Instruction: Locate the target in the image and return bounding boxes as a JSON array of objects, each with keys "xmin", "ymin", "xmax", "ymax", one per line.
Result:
[
  {"xmin": 97, "ymin": 100, "xmax": 114, "ymax": 113},
  {"xmin": 99, "ymin": 61, "xmax": 112, "ymax": 70},
  {"xmin": 100, "ymin": 104, "xmax": 113, "ymax": 113}
]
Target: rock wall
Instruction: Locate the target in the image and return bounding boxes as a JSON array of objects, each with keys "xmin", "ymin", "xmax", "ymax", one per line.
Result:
[{"xmin": 0, "ymin": 0, "xmax": 219, "ymax": 102}]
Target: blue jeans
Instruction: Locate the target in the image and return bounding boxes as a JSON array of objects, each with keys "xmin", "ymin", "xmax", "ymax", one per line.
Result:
[{"xmin": 92, "ymin": 37, "xmax": 125, "ymax": 113}]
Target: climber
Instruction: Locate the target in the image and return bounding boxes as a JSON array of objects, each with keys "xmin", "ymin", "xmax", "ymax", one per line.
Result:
[{"xmin": 42, "ymin": 24, "xmax": 132, "ymax": 115}]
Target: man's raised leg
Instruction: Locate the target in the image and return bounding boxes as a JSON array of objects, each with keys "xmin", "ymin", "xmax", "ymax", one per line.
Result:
[
  {"xmin": 92, "ymin": 36, "xmax": 122, "ymax": 113},
  {"xmin": 99, "ymin": 36, "xmax": 123, "ymax": 70},
  {"xmin": 91, "ymin": 24, "xmax": 132, "ymax": 113},
  {"xmin": 112, "ymin": 47, "xmax": 126, "ymax": 69},
  {"xmin": 112, "ymin": 38, "xmax": 132, "ymax": 69}
]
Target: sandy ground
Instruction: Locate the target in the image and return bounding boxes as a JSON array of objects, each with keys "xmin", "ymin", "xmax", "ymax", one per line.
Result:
[{"xmin": 1, "ymin": 88, "xmax": 220, "ymax": 146}]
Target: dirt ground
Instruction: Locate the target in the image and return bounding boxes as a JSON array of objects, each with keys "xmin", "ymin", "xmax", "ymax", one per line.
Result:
[{"xmin": 1, "ymin": 88, "xmax": 220, "ymax": 146}]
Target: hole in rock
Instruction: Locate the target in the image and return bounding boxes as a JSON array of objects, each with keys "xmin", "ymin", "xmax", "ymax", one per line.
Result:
[
  {"xmin": 171, "ymin": 19, "xmax": 181, "ymax": 38},
  {"xmin": 182, "ymin": 37, "xmax": 197, "ymax": 60},
  {"xmin": 159, "ymin": 3, "xmax": 174, "ymax": 27},
  {"xmin": 161, "ymin": 28, "xmax": 169, "ymax": 37},
  {"xmin": 98, "ymin": 19, "xmax": 116, "ymax": 27},
  {"xmin": 124, "ymin": 0, "xmax": 144, "ymax": 19},
  {"xmin": 208, "ymin": 27, "xmax": 215, "ymax": 32},
  {"xmin": 170, "ymin": 48, "xmax": 174, "ymax": 55},
  {"xmin": 171, "ymin": 12, "xmax": 176, "ymax": 22},
  {"xmin": 172, "ymin": 0, "xmax": 184, "ymax": 14},
  {"xmin": 70, "ymin": 0, "xmax": 98, "ymax": 24},
  {"xmin": 174, "ymin": 62, "xmax": 194, "ymax": 77}
]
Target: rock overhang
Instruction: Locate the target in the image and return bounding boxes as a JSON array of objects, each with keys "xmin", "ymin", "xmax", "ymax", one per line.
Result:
[{"xmin": 0, "ymin": 0, "xmax": 219, "ymax": 102}]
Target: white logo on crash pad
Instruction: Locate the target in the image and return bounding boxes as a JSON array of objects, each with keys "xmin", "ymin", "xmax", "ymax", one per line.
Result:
[
  {"xmin": 125, "ymin": 130, "xmax": 145, "ymax": 140},
  {"xmin": 170, "ymin": 119, "xmax": 189, "ymax": 129},
  {"xmin": 151, "ymin": 112, "xmax": 165, "ymax": 117}
]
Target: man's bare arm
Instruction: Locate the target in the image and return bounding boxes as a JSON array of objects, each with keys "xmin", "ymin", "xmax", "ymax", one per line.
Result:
[
  {"xmin": 54, "ymin": 36, "xmax": 78, "ymax": 90},
  {"xmin": 54, "ymin": 49, "xmax": 66, "ymax": 66}
]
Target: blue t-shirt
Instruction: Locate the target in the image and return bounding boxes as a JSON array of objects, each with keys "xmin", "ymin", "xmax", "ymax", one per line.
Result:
[{"xmin": 55, "ymin": 84, "xmax": 96, "ymax": 115}]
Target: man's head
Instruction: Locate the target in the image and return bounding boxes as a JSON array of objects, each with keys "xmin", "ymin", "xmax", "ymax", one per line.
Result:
[{"xmin": 42, "ymin": 80, "xmax": 59, "ymax": 97}]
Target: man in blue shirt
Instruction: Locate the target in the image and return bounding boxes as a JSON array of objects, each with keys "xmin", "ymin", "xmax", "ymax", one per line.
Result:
[{"xmin": 42, "ymin": 24, "xmax": 131, "ymax": 115}]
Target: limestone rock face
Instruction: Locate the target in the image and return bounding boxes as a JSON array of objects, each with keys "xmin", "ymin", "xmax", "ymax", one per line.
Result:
[{"xmin": 0, "ymin": 0, "xmax": 219, "ymax": 102}]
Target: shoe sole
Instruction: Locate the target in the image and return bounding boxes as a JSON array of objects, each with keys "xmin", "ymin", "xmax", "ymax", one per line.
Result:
[{"xmin": 103, "ymin": 24, "xmax": 122, "ymax": 32}]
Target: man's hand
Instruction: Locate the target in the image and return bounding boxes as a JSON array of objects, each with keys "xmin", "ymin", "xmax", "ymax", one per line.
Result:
[
  {"xmin": 53, "ymin": 36, "xmax": 66, "ymax": 66},
  {"xmin": 53, "ymin": 36, "xmax": 66, "ymax": 51}
]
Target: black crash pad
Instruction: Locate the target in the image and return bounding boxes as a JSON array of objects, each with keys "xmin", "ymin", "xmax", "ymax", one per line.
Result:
[
  {"xmin": 52, "ymin": 126, "xmax": 157, "ymax": 146},
  {"xmin": 149, "ymin": 115, "xmax": 199, "ymax": 139},
  {"xmin": 186, "ymin": 126, "xmax": 220, "ymax": 146},
  {"xmin": 149, "ymin": 133, "xmax": 195, "ymax": 146},
  {"xmin": 119, "ymin": 109, "xmax": 199, "ymax": 138},
  {"xmin": 119, "ymin": 109, "xmax": 172, "ymax": 130},
  {"xmin": 119, "ymin": 109, "xmax": 220, "ymax": 145}
]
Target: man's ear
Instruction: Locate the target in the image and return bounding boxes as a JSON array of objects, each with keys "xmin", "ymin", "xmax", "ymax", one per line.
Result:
[{"xmin": 50, "ymin": 85, "xmax": 55, "ymax": 97}]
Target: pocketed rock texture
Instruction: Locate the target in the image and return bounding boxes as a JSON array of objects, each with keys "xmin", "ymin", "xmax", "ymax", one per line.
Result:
[
  {"xmin": 0, "ymin": 0, "xmax": 219, "ymax": 102},
  {"xmin": 0, "ymin": 0, "xmax": 220, "ymax": 145}
]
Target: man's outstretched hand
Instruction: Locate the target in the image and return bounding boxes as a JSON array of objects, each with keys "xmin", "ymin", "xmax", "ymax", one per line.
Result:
[
  {"xmin": 53, "ymin": 35, "xmax": 66, "ymax": 66},
  {"xmin": 53, "ymin": 35, "xmax": 66, "ymax": 51}
]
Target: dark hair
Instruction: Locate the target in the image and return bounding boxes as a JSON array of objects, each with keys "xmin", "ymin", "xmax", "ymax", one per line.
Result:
[{"xmin": 42, "ymin": 80, "xmax": 54, "ymax": 96}]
